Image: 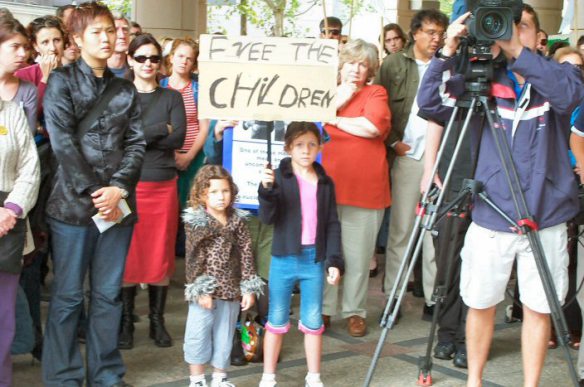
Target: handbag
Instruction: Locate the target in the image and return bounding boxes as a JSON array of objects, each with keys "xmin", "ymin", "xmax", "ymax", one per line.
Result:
[
  {"xmin": 0, "ymin": 191, "xmax": 26, "ymax": 274},
  {"xmin": 241, "ymin": 316, "xmax": 264, "ymax": 362}
]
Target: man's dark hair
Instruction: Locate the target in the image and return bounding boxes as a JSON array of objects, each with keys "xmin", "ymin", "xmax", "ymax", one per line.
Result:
[
  {"xmin": 577, "ymin": 35, "xmax": 584, "ymax": 47},
  {"xmin": 56, "ymin": 4, "xmax": 75, "ymax": 19},
  {"xmin": 131, "ymin": 21, "xmax": 141, "ymax": 30},
  {"xmin": 382, "ymin": 23, "xmax": 406, "ymax": 54},
  {"xmin": 548, "ymin": 41, "xmax": 569, "ymax": 57},
  {"xmin": 410, "ymin": 9, "xmax": 448, "ymax": 34},
  {"xmin": 408, "ymin": 9, "xmax": 448, "ymax": 45},
  {"xmin": 319, "ymin": 16, "xmax": 342, "ymax": 31},
  {"xmin": 522, "ymin": 4, "xmax": 540, "ymax": 33}
]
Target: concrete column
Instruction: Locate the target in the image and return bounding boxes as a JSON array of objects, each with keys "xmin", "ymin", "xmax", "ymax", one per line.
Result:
[
  {"xmin": 384, "ymin": 0, "xmax": 441, "ymax": 34},
  {"xmin": 529, "ymin": 0, "xmax": 563, "ymax": 34},
  {"xmin": 132, "ymin": 0, "xmax": 207, "ymax": 39}
]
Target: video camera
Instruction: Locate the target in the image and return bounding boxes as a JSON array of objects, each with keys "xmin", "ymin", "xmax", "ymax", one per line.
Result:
[{"xmin": 465, "ymin": 0, "xmax": 523, "ymax": 46}]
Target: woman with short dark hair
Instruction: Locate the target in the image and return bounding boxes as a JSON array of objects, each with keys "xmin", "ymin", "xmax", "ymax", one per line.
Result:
[{"xmin": 41, "ymin": 2, "xmax": 145, "ymax": 386}]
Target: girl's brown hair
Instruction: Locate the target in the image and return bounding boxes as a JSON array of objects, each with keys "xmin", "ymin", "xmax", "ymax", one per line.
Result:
[
  {"xmin": 167, "ymin": 37, "xmax": 198, "ymax": 75},
  {"xmin": 0, "ymin": 14, "xmax": 28, "ymax": 46},
  {"xmin": 284, "ymin": 121, "xmax": 322, "ymax": 151},
  {"xmin": 190, "ymin": 165, "xmax": 238, "ymax": 209}
]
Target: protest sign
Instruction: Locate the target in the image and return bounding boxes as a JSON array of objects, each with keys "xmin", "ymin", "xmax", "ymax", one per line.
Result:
[{"xmin": 198, "ymin": 34, "xmax": 338, "ymax": 122}]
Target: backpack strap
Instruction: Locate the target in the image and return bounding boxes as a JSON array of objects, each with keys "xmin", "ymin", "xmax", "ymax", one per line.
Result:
[{"xmin": 78, "ymin": 79, "xmax": 124, "ymax": 137}]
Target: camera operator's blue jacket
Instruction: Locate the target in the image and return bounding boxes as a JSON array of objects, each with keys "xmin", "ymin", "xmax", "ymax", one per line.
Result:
[{"xmin": 417, "ymin": 48, "xmax": 584, "ymax": 232}]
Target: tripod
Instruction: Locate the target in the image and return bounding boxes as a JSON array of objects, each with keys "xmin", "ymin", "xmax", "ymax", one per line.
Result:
[{"xmin": 363, "ymin": 68, "xmax": 579, "ymax": 386}]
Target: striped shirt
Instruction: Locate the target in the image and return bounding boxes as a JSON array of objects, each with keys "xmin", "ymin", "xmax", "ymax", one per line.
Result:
[{"xmin": 170, "ymin": 82, "xmax": 199, "ymax": 152}]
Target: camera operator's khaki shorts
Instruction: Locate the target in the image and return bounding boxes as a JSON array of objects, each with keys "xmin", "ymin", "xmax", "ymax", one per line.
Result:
[{"xmin": 460, "ymin": 222, "xmax": 568, "ymax": 314}]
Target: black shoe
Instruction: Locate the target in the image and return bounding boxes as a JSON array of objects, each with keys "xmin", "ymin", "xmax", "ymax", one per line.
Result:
[
  {"xmin": 119, "ymin": 286, "xmax": 137, "ymax": 350},
  {"xmin": 230, "ymin": 328, "xmax": 248, "ymax": 366},
  {"xmin": 579, "ymin": 379, "xmax": 584, "ymax": 387},
  {"xmin": 433, "ymin": 342, "xmax": 456, "ymax": 360},
  {"xmin": 369, "ymin": 266, "xmax": 379, "ymax": 278},
  {"xmin": 379, "ymin": 300, "xmax": 401, "ymax": 327},
  {"xmin": 148, "ymin": 285, "xmax": 172, "ymax": 347},
  {"xmin": 412, "ymin": 281, "xmax": 424, "ymax": 298},
  {"xmin": 422, "ymin": 304, "xmax": 435, "ymax": 322},
  {"xmin": 453, "ymin": 349, "xmax": 468, "ymax": 369}
]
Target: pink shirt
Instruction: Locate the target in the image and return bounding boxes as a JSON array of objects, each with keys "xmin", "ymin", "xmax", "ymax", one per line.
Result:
[{"xmin": 296, "ymin": 174, "xmax": 317, "ymax": 245}]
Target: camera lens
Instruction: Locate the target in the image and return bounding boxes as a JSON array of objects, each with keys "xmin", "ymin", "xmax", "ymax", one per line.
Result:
[{"xmin": 481, "ymin": 11, "xmax": 507, "ymax": 39}]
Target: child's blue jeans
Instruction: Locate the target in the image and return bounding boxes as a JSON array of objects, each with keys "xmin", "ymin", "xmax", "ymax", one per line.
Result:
[{"xmin": 266, "ymin": 246, "xmax": 325, "ymax": 335}]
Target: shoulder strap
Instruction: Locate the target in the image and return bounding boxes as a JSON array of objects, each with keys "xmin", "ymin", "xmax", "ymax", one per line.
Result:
[
  {"xmin": 192, "ymin": 80, "xmax": 198, "ymax": 104},
  {"xmin": 160, "ymin": 77, "xmax": 169, "ymax": 87},
  {"xmin": 78, "ymin": 79, "xmax": 123, "ymax": 136}
]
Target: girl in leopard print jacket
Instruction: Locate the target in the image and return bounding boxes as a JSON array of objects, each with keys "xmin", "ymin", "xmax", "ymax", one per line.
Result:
[{"xmin": 182, "ymin": 165, "xmax": 263, "ymax": 387}]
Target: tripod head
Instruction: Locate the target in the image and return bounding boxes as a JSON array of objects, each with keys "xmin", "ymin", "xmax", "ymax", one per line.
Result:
[{"xmin": 454, "ymin": 37, "xmax": 506, "ymax": 107}]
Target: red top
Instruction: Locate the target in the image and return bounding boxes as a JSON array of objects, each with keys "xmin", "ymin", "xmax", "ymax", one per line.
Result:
[
  {"xmin": 15, "ymin": 64, "xmax": 46, "ymax": 119},
  {"xmin": 169, "ymin": 82, "xmax": 199, "ymax": 152},
  {"xmin": 322, "ymin": 84, "xmax": 391, "ymax": 209}
]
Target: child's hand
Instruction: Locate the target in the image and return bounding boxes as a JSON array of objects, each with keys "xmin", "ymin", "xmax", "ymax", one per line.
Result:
[
  {"xmin": 261, "ymin": 164, "xmax": 275, "ymax": 189},
  {"xmin": 198, "ymin": 295, "xmax": 213, "ymax": 309},
  {"xmin": 241, "ymin": 293, "xmax": 255, "ymax": 311},
  {"xmin": 327, "ymin": 267, "xmax": 340, "ymax": 286}
]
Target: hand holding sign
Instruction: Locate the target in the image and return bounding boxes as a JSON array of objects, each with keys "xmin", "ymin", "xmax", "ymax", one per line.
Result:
[{"xmin": 261, "ymin": 163, "xmax": 275, "ymax": 190}]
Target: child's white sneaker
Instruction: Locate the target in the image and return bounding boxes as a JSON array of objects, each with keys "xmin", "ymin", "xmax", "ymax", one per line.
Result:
[
  {"xmin": 210, "ymin": 377, "xmax": 235, "ymax": 387},
  {"xmin": 305, "ymin": 373, "xmax": 324, "ymax": 387},
  {"xmin": 189, "ymin": 379, "xmax": 207, "ymax": 387},
  {"xmin": 258, "ymin": 373, "xmax": 277, "ymax": 387}
]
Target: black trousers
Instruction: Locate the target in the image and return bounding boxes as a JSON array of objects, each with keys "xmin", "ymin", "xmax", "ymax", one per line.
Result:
[{"xmin": 433, "ymin": 212, "xmax": 471, "ymax": 349}]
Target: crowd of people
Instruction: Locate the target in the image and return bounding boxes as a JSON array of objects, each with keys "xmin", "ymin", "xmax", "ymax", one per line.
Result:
[{"xmin": 1, "ymin": 1, "xmax": 584, "ymax": 387}]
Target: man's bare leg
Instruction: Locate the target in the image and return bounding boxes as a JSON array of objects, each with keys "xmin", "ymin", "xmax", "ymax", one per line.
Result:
[
  {"xmin": 466, "ymin": 306, "xmax": 496, "ymax": 387},
  {"xmin": 521, "ymin": 305, "xmax": 550, "ymax": 387}
]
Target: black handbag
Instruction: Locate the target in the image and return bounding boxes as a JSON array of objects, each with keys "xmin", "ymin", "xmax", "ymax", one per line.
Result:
[{"xmin": 0, "ymin": 191, "xmax": 26, "ymax": 274}]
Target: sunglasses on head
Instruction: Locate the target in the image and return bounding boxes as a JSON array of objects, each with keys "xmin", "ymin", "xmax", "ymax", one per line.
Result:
[
  {"xmin": 133, "ymin": 55, "xmax": 161, "ymax": 64},
  {"xmin": 321, "ymin": 29, "xmax": 341, "ymax": 36}
]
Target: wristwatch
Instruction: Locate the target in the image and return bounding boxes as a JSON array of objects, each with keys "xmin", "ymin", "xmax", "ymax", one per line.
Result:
[{"xmin": 436, "ymin": 48, "xmax": 454, "ymax": 60}]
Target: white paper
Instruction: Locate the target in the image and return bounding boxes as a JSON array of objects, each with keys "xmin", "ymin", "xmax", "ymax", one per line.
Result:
[{"xmin": 91, "ymin": 199, "xmax": 131, "ymax": 233}]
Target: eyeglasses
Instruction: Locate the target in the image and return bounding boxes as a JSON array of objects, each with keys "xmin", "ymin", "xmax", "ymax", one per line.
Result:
[
  {"xmin": 133, "ymin": 55, "xmax": 161, "ymax": 64},
  {"xmin": 419, "ymin": 29, "xmax": 444, "ymax": 40},
  {"xmin": 321, "ymin": 29, "xmax": 341, "ymax": 36},
  {"xmin": 540, "ymin": 38, "xmax": 548, "ymax": 45}
]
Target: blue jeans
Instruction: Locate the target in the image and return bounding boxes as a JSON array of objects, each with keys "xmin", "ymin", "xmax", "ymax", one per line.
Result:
[
  {"xmin": 42, "ymin": 218, "xmax": 133, "ymax": 387},
  {"xmin": 267, "ymin": 246, "xmax": 324, "ymax": 334}
]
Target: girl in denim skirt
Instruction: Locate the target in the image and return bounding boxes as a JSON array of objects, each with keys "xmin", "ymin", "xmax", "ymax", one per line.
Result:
[
  {"xmin": 258, "ymin": 122, "xmax": 344, "ymax": 387},
  {"xmin": 183, "ymin": 165, "xmax": 264, "ymax": 387}
]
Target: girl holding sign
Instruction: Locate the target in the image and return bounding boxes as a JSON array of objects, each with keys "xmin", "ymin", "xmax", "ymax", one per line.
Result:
[{"xmin": 258, "ymin": 122, "xmax": 344, "ymax": 387}]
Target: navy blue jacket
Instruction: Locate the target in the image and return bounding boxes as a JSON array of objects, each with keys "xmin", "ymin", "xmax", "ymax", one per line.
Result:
[
  {"xmin": 418, "ymin": 48, "xmax": 584, "ymax": 232},
  {"xmin": 258, "ymin": 157, "xmax": 344, "ymax": 273}
]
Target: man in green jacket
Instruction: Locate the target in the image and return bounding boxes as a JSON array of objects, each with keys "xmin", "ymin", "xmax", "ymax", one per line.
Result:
[{"xmin": 374, "ymin": 9, "xmax": 448, "ymax": 325}]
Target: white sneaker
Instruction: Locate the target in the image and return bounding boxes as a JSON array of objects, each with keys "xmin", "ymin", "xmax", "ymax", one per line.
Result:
[
  {"xmin": 258, "ymin": 380, "xmax": 277, "ymax": 387},
  {"xmin": 210, "ymin": 377, "xmax": 235, "ymax": 387},
  {"xmin": 189, "ymin": 380, "xmax": 207, "ymax": 387},
  {"xmin": 305, "ymin": 378, "xmax": 324, "ymax": 387}
]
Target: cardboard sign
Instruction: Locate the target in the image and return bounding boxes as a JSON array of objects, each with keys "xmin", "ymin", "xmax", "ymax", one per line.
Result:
[{"xmin": 198, "ymin": 34, "xmax": 338, "ymax": 122}]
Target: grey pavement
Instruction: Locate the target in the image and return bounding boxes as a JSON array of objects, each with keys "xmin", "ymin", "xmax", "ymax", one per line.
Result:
[{"xmin": 13, "ymin": 256, "xmax": 577, "ymax": 387}]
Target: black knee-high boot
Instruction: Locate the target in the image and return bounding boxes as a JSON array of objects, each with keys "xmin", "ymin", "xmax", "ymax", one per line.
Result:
[
  {"xmin": 118, "ymin": 286, "xmax": 136, "ymax": 350},
  {"xmin": 148, "ymin": 285, "xmax": 172, "ymax": 347}
]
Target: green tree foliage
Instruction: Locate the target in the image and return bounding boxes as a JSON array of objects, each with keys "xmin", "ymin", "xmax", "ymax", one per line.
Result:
[{"xmin": 103, "ymin": 0, "xmax": 132, "ymax": 17}]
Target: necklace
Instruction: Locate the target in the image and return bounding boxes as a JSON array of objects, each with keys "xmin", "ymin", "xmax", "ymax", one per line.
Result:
[
  {"xmin": 136, "ymin": 87, "xmax": 157, "ymax": 93},
  {"xmin": 91, "ymin": 66, "xmax": 106, "ymax": 71}
]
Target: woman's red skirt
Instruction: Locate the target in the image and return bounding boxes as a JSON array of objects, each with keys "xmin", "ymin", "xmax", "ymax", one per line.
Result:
[{"xmin": 124, "ymin": 179, "xmax": 178, "ymax": 283}]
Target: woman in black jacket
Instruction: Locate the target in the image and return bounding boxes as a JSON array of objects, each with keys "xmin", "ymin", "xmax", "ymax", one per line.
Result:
[{"xmin": 41, "ymin": 3, "xmax": 145, "ymax": 386}]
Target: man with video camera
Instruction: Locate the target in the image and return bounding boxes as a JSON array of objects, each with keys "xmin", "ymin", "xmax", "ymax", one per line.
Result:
[{"xmin": 418, "ymin": 2, "xmax": 584, "ymax": 386}]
